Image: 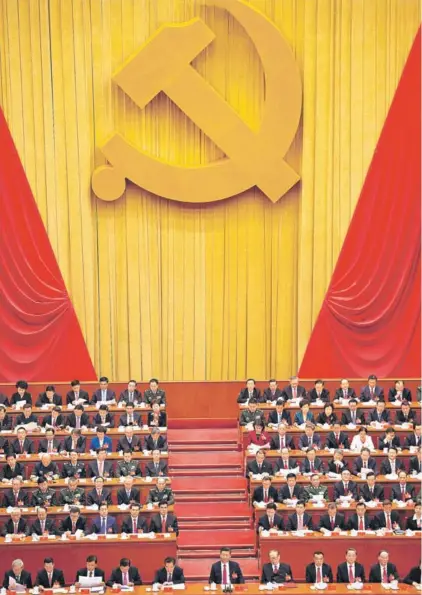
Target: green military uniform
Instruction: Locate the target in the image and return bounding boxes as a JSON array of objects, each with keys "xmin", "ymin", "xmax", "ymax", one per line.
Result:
[
  {"xmin": 239, "ymin": 409, "xmax": 265, "ymax": 426},
  {"xmin": 60, "ymin": 486, "xmax": 86, "ymax": 506},
  {"xmin": 31, "ymin": 488, "xmax": 57, "ymax": 507},
  {"xmin": 303, "ymin": 485, "xmax": 329, "ymax": 502},
  {"xmin": 116, "ymin": 460, "xmax": 142, "ymax": 477},
  {"xmin": 61, "ymin": 461, "xmax": 86, "ymax": 479},
  {"xmin": 143, "ymin": 389, "xmax": 166, "ymax": 405},
  {"xmin": 146, "ymin": 486, "xmax": 174, "ymax": 505}
]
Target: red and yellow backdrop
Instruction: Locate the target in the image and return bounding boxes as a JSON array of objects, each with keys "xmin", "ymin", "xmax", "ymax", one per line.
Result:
[{"xmin": 0, "ymin": 0, "xmax": 420, "ymax": 381}]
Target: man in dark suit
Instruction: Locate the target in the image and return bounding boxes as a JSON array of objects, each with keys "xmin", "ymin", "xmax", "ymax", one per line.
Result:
[
  {"xmin": 318, "ymin": 502, "xmax": 346, "ymax": 531},
  {"xmin": 409, "ymin": 449, "xmax": 422, "ymax": 474},
  {"xmin": 352, "ymin": 448, "xmax": 377, "ymax": 476},
  {"xmin": 246, "ymin": 450, "xmax": 273, "ymax": 477},
  {"xmin": 143, "ymin": 378, "xmax": 166, "ymax": 405},
  {"xmin": 404, "ymin": 424, "xmax": 421, "ymax": 449},
  {"xmin": 119, "ymin": 380, "xmax": 142, "ymax": 405},
  {"xmin": 300, "ymin": 448, "xmax": 325, "ymax": 474},
  {"xmin": 30, "ymin": 506, "xmax": 58, "ymax": 536},
  {"xmin": 0, "ymin": 453, "xmax": 24, "ymax": 481},
  {"xmin": 36, "ymin": 386, "xmax": 63, "ymax": 407},
  {"xmin": 3, "ymin": 477, "xmax": 29, "ymax": 507},
  {"xmin": 93, "ymin": 405, "xmax": 115, "ymax": 428},
  {"xmin": 267, "ymin": 401, "xmax": 292, "ymax": 426},
  {"xmin": 281, "ymin": 376, "xmax": 307, "ymax": 401},
  {"xmin": 252, "ymin": 477, "xmax": 278, "ymax": 504},
  {"xmin": 257, "ymin": 503, "xmax": 284, "ymax": 532},
  {"xmin": 16, "ymin": 403, "xmax": 39, "ymax": 427},
  {"xmin": 121, "ymin": 503, "xmax": 148, "ymax": 534},
  {"xmin": 368, "ymin": 401, "xmax": 391, "ymax": 424},
  {"xmin": 154, "ymin": 558, "xmax": 184, "ymax": 585},
  {"xmin": 86, "ymin": 476, "xmax": 112, "ymax": 506},
  {"xmin": 237, "ymin": 379, "xmax": 262, "ymax": 403},
  {"xmin": 373, "ymin": 500, "xmax": 401, "ymax": 530},
  {"xmin": 41, "ymin": 407, "xmax": 65, "ymax": 429},
  {"xmin": 116, "ymin": 427, "xmax": 142, "ymax": 452},
  {"xmin": 1, "ymin": 509, "xmax": 29, "ymax": 537},
  {"xmin": 334, "ymin": 469, "xmax": 358, "ymax": 501},
  {"xmin": 336, "ymin": 548, "xmax": 366, "ymax": 583},
  {"xmin": 360, "ymin": 375, "xmax": 384, "ymax": 402},
  {"xmin": 388, "ymin": 380, "xmax": 412, "ymax": 403},
  {"xmin": 58, "ymin": 507, "xmax": 87, "ymax": 536},
  {"xmin": 145, "ymin": 449, "xmax": 168, "ymax": 477},
  {"xmin": 11, "ymin": 427, "xmax": 35, "ymax": 454},
  {"xmin": 260, "ymin": 550, "xmax": 293, "ymax": 583},
  {"xmin": 359, "ymin": 472, "xmax": 384, "ymax": 502},
  {"xmin": 66, "ymin": 404, "xmax": 90, "ymax": 429},
  {"xmin": 286, "ymin": 501, "xmax": 313, "ymax": 531},
  {"xmin": 91, "ymin": 377, "xmax": 116, "ymax": 404},
  {"xmin": 263, "ymin": 379, "xmax": 284, "ymax": 403},
  {"xmin": 61, "ymin": 429, "xmax": 86, "ymax": 453},
  {"xmin": 0, "ymin": 394, "xmax": 9, "ymax": 407},
  {"xmin": 270, "ymin": 426, "xmax": 295, "ymax": 450},
  {"xmin": 107, "ymin": 558, "xmax": 142, "ymax": 586},
  {"xmin": 368, "ymin": 551, "xmax": 399, "ymax": 583},
  {"xmin": 279, "ymin": 473, "xmax": 303, "ymax": 503},
  {"xmin": 326, "ymin": 423, "xmax": 350, "ymax": 449},
  {"xmin": 150, "ymin": 502, "xmax": 179, "ymax": 535},
  {"xmin": 274, "ymin": 448, "xmax": 297, "ymax": 473},
  {"xmin": 305, "ymin": 551, "xmax": 333, "ymax": 583},
  {"xmin": 298, "ymin": 426, "xmax": 321, "ymax": 451},
  {"xmin": 379, "ymin": 427, "xmax": 401, "ymax": 450},
  {"xmin": 88, "ymin": 449, "xmax": 114, "ymax": 478},
  {"xmin": 341, "ymin": 400, "xmax": 366, "ymax": 426},
  {"xmin": 35, "ymin": 558, "xmax": 65, "ymax": 587},
  {"xmin": 0, "ymin": 405, "xmax": 13, "ymax": 431},
  {"xmin": 3, "ymin": 559, "xmax": 32, "ymax": 588},
  {"xmin": 347, "ymin": 502, "xmax": 374, "ymax": 530},
  {"xmin": 391, "ymin": 470, "xmax": 416, "ymax": 502},
  {"xmin": 90, "ymin": 503, "xmax": 118, "ymax": 534},
  {"xmin": 75, "ymin": 555, "xmax": 105, "ymax": 584},
  {"xmin": 334, "ymin": 379, "xmax": 357, "ymax": 402},
  {"xmin": 144, "ymin": 427, "xmax": 168, "ymax": 451},
  {"xmin": 308, "ymin": 380, "xmax": 330, "ymax": 403},
  {"xmin": 395, "ymin": 401, "xmax": 417, "ymax": 425},
  {"xmin": 209, "ymin": 547, "xmax": 245, "ymax": 584},
  {"xmin": 117, "ymin": 476, "xmax": 141, "ymax": 505},
  {"xmin": 119, "ymin": 403, "xmax": 142, "ymax": 427},
  {"xmin": 66, "ymin": 379, "xmax": 90, "ymax": 405},
  {"xmin": 38, "ymin": 428, "xmax": 62, "ymax": 454},
  {"xmin": 380, "ymin": 447, "xmax": 405, "ymax": 475}
]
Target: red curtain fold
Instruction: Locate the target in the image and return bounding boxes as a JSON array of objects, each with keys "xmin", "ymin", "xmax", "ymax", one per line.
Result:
[
  {"xmin": 0, "ymin": 108, "xmax": 96, "ymax": 381},
  {"xmin": 299, "ymin": 28, "xmax": 421, "ymax": 379}
]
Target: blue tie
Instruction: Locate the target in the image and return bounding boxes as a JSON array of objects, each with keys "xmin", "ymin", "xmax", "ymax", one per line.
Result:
[{"xmin": 101, "ymin": 518, "xmax": 106, "ymax": 534}]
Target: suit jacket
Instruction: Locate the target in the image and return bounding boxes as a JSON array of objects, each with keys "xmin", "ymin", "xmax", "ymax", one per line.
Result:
[
  {"xmin": 409, "ymin": 456, "xmax": 422, "ymax": 474},
  {"xmin": 75, "ymin": 568, "xmax": 105, "ymax": 581},
  {"xmin": 373, "ymin": 511, "xmax": 401, "ymax": 529},
  {"xmin": 286, "ymin": 512, "xmax": 313, "ymax": 531},
  {"xmin": 119, "ymin": 412, "xmax": 142, "ymax": 427},
  {"xmin": 395, "ymin": 410, "xmax": 417, "ymax": 424},
  {"xmin": 107, "ymin": 567, "xmax": 142, "ymax": 586},
  {"xmin": 147, "ymin": 411, "xmax": 167, "ymax": 426},
  {"xmin": 404, "ymin": 433, "xmax": 422, "ymax": 449},
  {"xmin": 30, "ymin": 518, "xmax": 58, "ymax": 535},
  {"xmin": 116, "ymin": 435, "xmax": 142, "ymax": 452},
  {"xmin": 316, "ymin": 412, "xmax": 338, "ymax": 425},
  {"xmin": 38, "ymin": 438, "xmax": 62, "ymax": 453},
  {"xmin": 261, "ymin": 563, "xmax": 292, "ymax": 584},
  {"xmin": 318, "ymin": 513, "xmax": 346, "ymax": 531},
  {"xmin": 86, "ymin": 488, "xmax": 112, "ymax": 506},
  {"xmin": 149, "ymin": 513, "xmax": 179, "ymax": 535},
  {"xmin": 391, "ymin": 483, "xmax": 416, "ymax": 501},
  {"xmin": 326, "ymin": 431, "xmax": 350, "ymax": 449},
  {"xmin": 91, "ymin": 389, "xmax": 116, "ymax": 404},
  {"xmin": 62, "ymin": 435, "xmax": 87, "ymax": 453},
  {"xmin": 1, "ymin": 518, "xmax": 29, "ymax": 536},
  {"xmin": 121, "ymin": 515, "xmax": 148, "ymax": 534},
  {"xmin": 93, "ymin": 413, "xmax": 115, "ymax": 428},
  {"xmin": 347, "ymin": 514, "xmax": 375, "ymax": 530},
  {"xmin": 380, "ymin": 459, "xmax": 405, "ymax": 475},
  {"xmin": 90, "ymin": 436, "xmax": 113, "ymax": 451},
  {"xmin": 360, "ymin": 385, "xmax": 384, "ymax": 402},
  {"xmin": 388, "ymin": 387, "xmax": 412, "ymax": 402},
  {"xmin": 144, "ymin": 435, "xmax": 167, "ymax": 451},
  {"xmin": 3, "ymin": 489, "xmax": 30, "ymax": 507},
  {"xmin": 368, "ymin": 563, "xmax": 399, "ymax": 583},
  {"xmin": 0, "ymin": 393, "xmax": 10, "ymax": 406},
  {"xmin": 0, "ymin": 462, "xmax": 24, "ymax": 481},
  {"xmin": 0, "ymin": 436, "xmax": 9, "ymax": 454},
  {"xmin": 334, "ymin": 388, "xmax": 357, "ymax": 401},
  {"xmin": 0, "ymin": 415, "xmax": 13, "ymax": 431},
  {"xmin": 305, "ymin": 563, "xmax": 333, "ymax": 583},
  {"xmin": 36, "ymin": 392, "xmax": 63, "ymax": 406},
  {"xmin": 143, "ymin": 388, "xmax": 166, "ymax": 405},
  {"xmin": 267, "ymin": 410, "xmax": 292, "ymax": 426},
  {"xmin": 154, "ymin": 566, "xmax": 184, "ymax": 585},
  {"xmin": 90, "ymin": 515, "xmax": 118, "ymax": 534},
  {"xmin": 336, "ymin": 562, "xmax": 365, "ymax": 583},
  {"xmin": 333, "ymin": 481, "xmax": 358, "ymax": 500},
  {"xmin": 359, "ymin": 483, "xmax": 384, "ymax": 501},
  {"xmin": 406, "ymin": 516, "xmax": 422, "ymax": 531},
  {"xmin": 327, "ymin": 459, "xmax": 349, "ymax": 474},
  {"xmin": 281, "ymin": 385, "xmax": 307, "ymax": 401},
  {"xmin": 61, "ymin": 461, "xmax": 86, "ymax": 479},
  {"xmin": 33, "ymin": 461, "xmax": 59, "ymax": 479},
  {"xmin": 66, "ymin": 389, "xmax": 90, "ymax": 404},
  {"xmin": 279, "ymin": 484, "xmax": 303, "ymax": 502},
  {"xmin": 308, "ymin": 388, "xmax": 330, "ymax": 403},
  {"xmin": 11, "ymin": 437, "xmax": 35, "ymax": 454},
  {"xmin": 119, "ymin": 389, "xmax": 142, "ymax": 404},
  {"xmin": 273, "ymin": 457, "xmax": 297, "ymax": 473},
  {"xmin": 145, "ymin": 460, "xmax": 168, "ymax": 477},
  {"xmin": 10, "ymin": 391, "xmax": 32, "ymax": 405},
  {"xmin": 209, "ymin": 561, "xmax": 244, "ymax": 584},
  {"xmin": 300, "ymin": 458, "xmax": 325, "ymax": 474},
  {"xmin": 263, "ymin": 388, "xmax": 284, "ymax": 402},
  {"xmin": 41, "ymin": 414, "xmax": 65, "ymax": 429},
  {"xmin": 246, "ymin": 460, "xmax": 273, "ymax": 476},
  {"xmin": 298, "ymin": 434, "xmax": 321, "ymax": 450},
  {"xmin": 252, "ymin": 486, "xmax": 279, "ymax": 503},
  {"xmin": 352, "ymin": 456, "xmax": 377, "ymax": 475},
  {"xmin": 16, "ymin": 413, "xmax": 39, "ymax": 426},
  {"xmin": 379, "ymin": 436, "xmax": 401, "ymax": 450},
  {"xmin": 58, "ymin": 515, "xmax": 86, "ymax": 534},
  {"xmin": 404, "ymin": 566, "xmax": 422, "ymax": 585},
  {"xmin": 117, "ymin": 487, "xmax": 141, "ymax": 505},
  {"xmin": 237, "ymin": 387, "xmax": 262, "ymax": 403},
  {"xmin": 88, "ymin": 460, "xmax": 114, "ymax": 478},
  {"xmin": 257, "ymin": 513, "xmax": 284, "ymax": 532},
  {"xmin": 3, "ymin": 569, "xmax": 33, "ymax": 588},
  {"xmin": 294, "ymin": 410, "xmax": 316, "ymax": 426},
  {"xmin": 35, "ymin": 569, "xmax": 65, "ymax": 588},
  {"xmin": 368, "ymin": 409, "xmax": 390, "ymax": 423},
  {"xmin": 303, "ymin": 485, "xmax": 329, "ymax": 502},
  {"xmin": 66, "ymin": 412, "xmax": 90, "ymax": 428},
  {"xmin": 341, "ymin": 410, "xmax": 366, "ymax": 425}
]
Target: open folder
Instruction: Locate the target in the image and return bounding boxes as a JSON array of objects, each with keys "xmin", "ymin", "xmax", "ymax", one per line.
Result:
[{"xmin": 79, "ymin": 576, "xmax": 103, "ymax": 588}]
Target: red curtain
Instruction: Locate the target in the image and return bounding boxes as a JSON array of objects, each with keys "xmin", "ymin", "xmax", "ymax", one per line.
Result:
[
  {"xmin": 299, "ymin": 28, "xmax": 421, "ymax": 379},
  {"xmin": 0, "ymin": 109, "xmax": 96, "ymax": 382}
]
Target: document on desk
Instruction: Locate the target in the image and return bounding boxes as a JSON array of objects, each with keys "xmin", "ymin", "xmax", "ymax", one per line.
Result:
[{"xmin": 79, "ymin": 576, "xmax": 103, "ymax": 588}]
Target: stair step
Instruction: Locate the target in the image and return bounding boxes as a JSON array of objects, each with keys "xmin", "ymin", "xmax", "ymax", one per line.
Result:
[
  {"xmin": 180, "ymin": 558, "xmax": 260, "ymax": 581},
  {"xmin": 174, "ymin": 502, "xmax": 251, "ymax": 520},
  {"xmin": 175, "ymin": 494, "xmax": 247, "ymax": 502},
  {"xmin": 179, "ymin": 549, "xmax": 257, "ymax": 559},
  {"xmin": 169, "ymin": 451, "xmax": 243, "ymax": 467},
  {"xmin": 170, "ymin": 444, "xmax": 239, "ymax": 452},
  {"xmin": 178, "ymin": 529, "xmax": 257, "ymax": 551},
  {"xmin": 171, "ymin": 477, "xmax": 247, "ymax": 491},
  {"xmin": 179, "ymin": 520, "xmax": 252, "ymax": 530},
  {"xmin": 170, "ymin": 468, "xmax": 243, "ymax": 477},
  {"xmin": 168, "ymin": 428, "xmax": 239, "ymax": 443}
]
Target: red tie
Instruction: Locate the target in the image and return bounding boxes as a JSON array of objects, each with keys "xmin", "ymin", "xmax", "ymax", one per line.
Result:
[
  {"xmin": 293, "ymin": 387, "xmax": 297, "ymax": 399},
  {"xmin": 344, "ymin": 483, "xmax": 349, "ymax": 495},
  {"xmin": 310, "ymin": 462, "xmax": 314, "ymax": 472},
  {"xmin": 316, "ymin": 567, "xmax": 322, "ymax": 583},
  {"xmin": 330, "ymin": 517, "xmax": 335, "ymax": 530},
  {"xmin": 14, "ymin": 493, "xmax": 19, "ymax": 505},
  {"xmin": 348, "ymin": 566, "xmax": 354, "ymax": 582},
  {"xmin": 359, "ymin": 517, "xmax": 364, "ymax": 530},
  {"xmin": 20, "ymin": 441, "xmax": 24, "ymax": 453},
  {"xmin": 222, "ymin": 564, "xmax": 228, "ymax": 584},
  {"xmin": 382, "ymin": 566, "xmax": 388, "ymax": 583},
  {"xmin": 269, "ymin": 517, "xmax": 274, "ymax": 528},
  {"xmin": 284, "ymin": 460, "xmax": 288, "ymax": 469},
  {"xmin": 161, "ymin": 516, "xmax": 166, "ymax": 532},
  {"xmin": 402, "ymin": 486, "xmax": 406, "ymax": 501},
  {"xmin": 386, "ymin": 515, "xmax": 391, "ymax": 530},
  {"xmin": 72, "ymin": 521, "xmax": 76, "ymax": 534},
  {"xmin": 123, "ymin": 573, "xmax": 128, "ymax": 586},
  {"xmin": 264, "ymin": 490, "xmax": 268, "ymax": 503},
  {"xmin": 133, "ymin": 519, "xmax": 137, "ymax": 534}
]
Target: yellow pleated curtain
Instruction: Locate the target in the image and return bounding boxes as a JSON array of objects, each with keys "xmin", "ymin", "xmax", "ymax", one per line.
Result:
[{"xmin": 0, "ymin": 0, "xmax": 420, "ymax": 381}]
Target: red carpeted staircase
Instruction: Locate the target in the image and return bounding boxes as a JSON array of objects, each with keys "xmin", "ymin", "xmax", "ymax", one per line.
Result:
[{"xmin": 168, "ymin": 421, "xmax": 259, "ymax": 582}]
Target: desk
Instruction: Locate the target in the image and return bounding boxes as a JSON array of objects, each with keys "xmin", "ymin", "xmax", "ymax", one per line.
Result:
[
  {"xmin": 132, "ymin": 586, "xmax": 417, "ymax": 594},
  {"xmin": 0, "ymin": 534, "xmax": 176, "ymax": 583},
  {"xmin": 0, "ymin": 477, "xmax": 171, "ymax": 506},
  {"xmin": 4, "ymin": 404, "xmax": 156, "ymax": 417},
  {"xmin": 239, "ymin": 401, "xmax": 420, "ymax": 418},
  {"xmin": 259, "ymin": 532, "xmax": 421, "ymax": 582}
]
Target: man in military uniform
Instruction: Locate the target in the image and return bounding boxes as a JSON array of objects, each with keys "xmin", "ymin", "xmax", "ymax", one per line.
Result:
[
  {"xmin": 143, "ymin": 378, "xmax": 166, "ymax": 406},
  {"xmin": 31, "ymin": 477, "xmax": 58, "ymax": 507},
  {"xmin": 116, "ymin": 450, "xmax": 143, "ymax": 477},
  {"xmin": 146, "ymin": 477, "xmax": 174, "ymax": 505},
  {"xmin": 303, "ymin": 473, "xmax": 329, "ymax": 503},
  {"xmin": 239, "ymin": 399, "xmax": 265, "ymax": 427},
  {"xmin": 61, "ymin": 450, "xmax": 86, "ymax": 479},
  {"xmin": 60, "ymin": 476, "xmax": 86, "ymax": 506}
]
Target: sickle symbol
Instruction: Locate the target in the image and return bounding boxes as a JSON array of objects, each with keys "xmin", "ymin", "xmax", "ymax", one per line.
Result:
[{"xmin": 92, "ymin": 0, "xmax": 302, "ymax": 203}]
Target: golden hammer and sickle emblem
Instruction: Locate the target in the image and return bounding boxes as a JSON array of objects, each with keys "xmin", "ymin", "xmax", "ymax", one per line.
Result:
[{"xmin": 92, "ymin": 0, "xmax": 302, "ymax": 204}]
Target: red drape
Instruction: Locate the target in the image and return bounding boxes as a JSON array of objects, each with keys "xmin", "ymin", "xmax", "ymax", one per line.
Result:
[
  {"xmin": 299, "ymin": 28, "xmax": 421, "ymax": 379},
  {"xmin": 0, "ymin": 108, "xmax": 97, "ymax": 381}
]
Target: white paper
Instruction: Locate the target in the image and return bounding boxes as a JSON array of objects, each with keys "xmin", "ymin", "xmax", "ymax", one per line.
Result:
[{"xmin": 79, "ymin": 577, "xmax": 103, "ymax": 588}]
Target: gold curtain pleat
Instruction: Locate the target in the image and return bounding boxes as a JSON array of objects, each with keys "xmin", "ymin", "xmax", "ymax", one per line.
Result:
[{"xmin": 0, "ymin": 0, "xmax": 420, "ymax": 380}]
